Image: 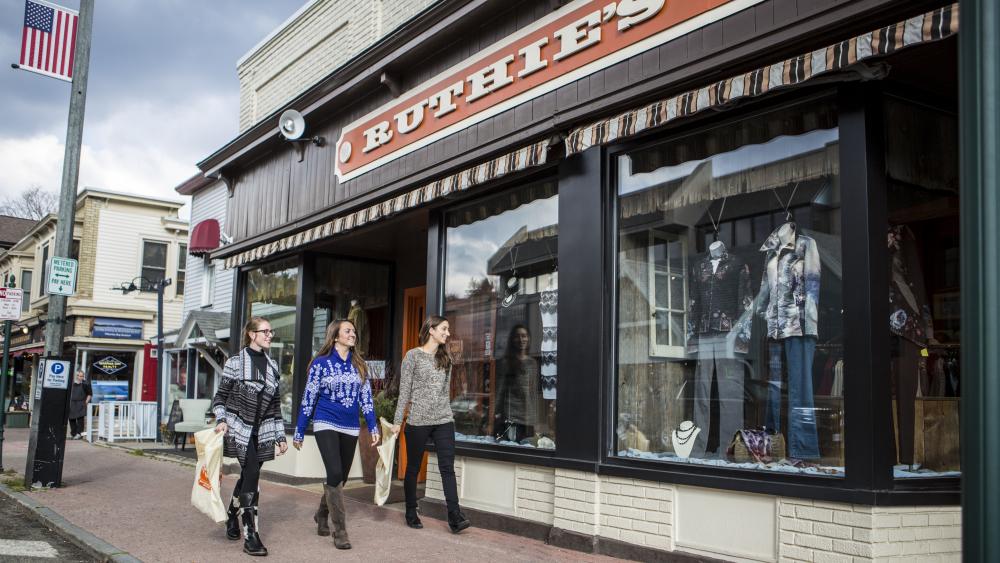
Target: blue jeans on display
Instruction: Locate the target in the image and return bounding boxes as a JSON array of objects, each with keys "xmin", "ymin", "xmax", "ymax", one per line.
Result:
[{"xmin": 765, "ymin": 336, "xmax": 820, "ymax": 459}]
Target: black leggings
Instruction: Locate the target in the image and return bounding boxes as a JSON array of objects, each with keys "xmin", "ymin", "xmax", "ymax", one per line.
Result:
[
  {"xmin": 233, "ymin": 435, "xmax": 263, "ymax": 500},
  {"xmin": 69, "ymin": 417, "xmax": 85, "ymax": 436},
  {"xmin": 315, "ymin": 430, "xmax": 358, "ymax": 487},
  {"xmin": 404, "ymin": 422, "xmax": 458, "ymax": 512}
]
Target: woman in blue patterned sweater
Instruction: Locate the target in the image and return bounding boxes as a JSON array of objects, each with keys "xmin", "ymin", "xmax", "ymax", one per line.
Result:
[{"xmin": 292, "ymin": 319, "xmax": 380, "ymax": 550}]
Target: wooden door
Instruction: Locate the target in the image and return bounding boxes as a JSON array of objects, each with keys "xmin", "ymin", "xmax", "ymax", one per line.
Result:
[{"xmin": 398, "ymin": 286, "xmax": 429, "ymax": 481}]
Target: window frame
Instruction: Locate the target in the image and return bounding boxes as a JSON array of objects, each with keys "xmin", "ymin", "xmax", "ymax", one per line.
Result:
[
  {"xmin": 140, "ymin": 239, "xmax": 169, "ymax": 289},
  {"xmin": 40, "ymin": 243, "xmax": 49, "ymax": 297},
  {"xmin": 646, "ymin": 230, "xmax": 688, "ymax": 359},
  {"xmin": 598, "ymin": 87, "xmax": 959, "ymax": 504},
  {"xmin": 20, "ymin": 269, "xmax": 32, "ymax": 312},
  {"xmin": 177, "ymin": 243, "xmax": 187, "ymax": 295},
  {"xmin": 201, "ymin": 260, "xmax": 215, "ymax": 308}
]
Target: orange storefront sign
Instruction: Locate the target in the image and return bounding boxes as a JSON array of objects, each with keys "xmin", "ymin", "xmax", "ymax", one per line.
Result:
[{"xmin": 335, "ymin": 0, "xmax": 762, "ymax": 180}]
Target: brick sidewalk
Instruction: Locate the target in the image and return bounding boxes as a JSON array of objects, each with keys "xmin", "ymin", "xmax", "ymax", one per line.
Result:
[{"xmin": 1, "ymin": 428, "xmax": 621, "ymax": 562}]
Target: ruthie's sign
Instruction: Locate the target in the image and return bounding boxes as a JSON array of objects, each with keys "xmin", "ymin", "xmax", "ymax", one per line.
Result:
[{"xmin": 335, "ymin": 0, "xmax": 762, "ymax": 180}]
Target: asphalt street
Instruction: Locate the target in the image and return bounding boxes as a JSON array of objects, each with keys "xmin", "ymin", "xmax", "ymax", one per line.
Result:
[{"xmin": 0, "ymin": 493, "xmax": 94, "ymax": 562}]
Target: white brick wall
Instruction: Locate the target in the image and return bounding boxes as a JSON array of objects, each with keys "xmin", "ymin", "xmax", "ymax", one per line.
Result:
[
  {"xmin": 515, "ymin": 466, "xmax": 555, "ymax": 524},
  {"xmin": 424, "ymin": 454, "xmax": 960, "ymax": 561},
  {"xmin": 596, "ymin": 475, "xmax": 673, "ymax": 551},
  {"xmin": 779, "ymin": 499, "xmax": 961, "ymax": 562},
  {"xmin": 236, "ymin": 0, "xmax": 437, "ymax": 131}
]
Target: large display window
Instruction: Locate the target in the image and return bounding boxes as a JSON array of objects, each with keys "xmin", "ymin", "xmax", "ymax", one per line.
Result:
[
  {"xmin": 443, "ymin": 181, "xmax": 559, "ymax": 449},
  {"xmin": 613, "ymin": 99, "xmax": 846, "ymax": 475},
  {"xmin": 244, "ymin": 259, "xmax": 299, "ymax": 424},
  {"xmin": 884, "ymin": 97, "xmax": 961, "ymax": 479}
]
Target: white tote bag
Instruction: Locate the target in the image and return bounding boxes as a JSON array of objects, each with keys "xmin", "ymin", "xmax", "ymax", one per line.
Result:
[
  {"xmin": 191, "ymin": 428, "xmax": 228, "ymax": 523},
  {"xmin": 374, "ymin": 417, "xmax": 399, "ymax": 506}
]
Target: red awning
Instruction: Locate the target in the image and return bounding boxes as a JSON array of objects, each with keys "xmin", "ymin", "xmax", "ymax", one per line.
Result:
[
  {"xmin": 189, "ymin": 219, "xmax": 221, "ymax": 256},
  {"xmin": 12, "ymin": 346, "xmax": 44, "ymax": 357}
]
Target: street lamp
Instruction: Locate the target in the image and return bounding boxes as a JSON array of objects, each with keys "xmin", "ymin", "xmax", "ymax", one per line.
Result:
[{"xmin": 111, "ymin": 277, "xmax": 171, "ymax": 443}]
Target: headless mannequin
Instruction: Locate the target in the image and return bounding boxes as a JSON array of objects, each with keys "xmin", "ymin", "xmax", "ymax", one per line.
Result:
[{"xmin": 709, "ymin": 240, "xmax": 725, "ymax": 273}]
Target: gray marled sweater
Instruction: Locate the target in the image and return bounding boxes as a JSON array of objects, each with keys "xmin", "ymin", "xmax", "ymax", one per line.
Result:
[{"xmin": 393, "ymin": 348, "xmax": 454, "ymax": 426}]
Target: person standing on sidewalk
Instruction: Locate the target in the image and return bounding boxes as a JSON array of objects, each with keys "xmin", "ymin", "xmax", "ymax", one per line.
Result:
[
  {"xmin": 68, "ymin": 370, "xmax": 91, "ymax": 439},
  {"xmin": 212, "ymin": 316, "xmax": 288, "ymax": 557},
  {"xmin": 390, "ymin": 315, "xmax": 470, "ymax": 534},
  {"xmin": 292, "ymin": 319, "xmax": 379, "ymax": 550}
]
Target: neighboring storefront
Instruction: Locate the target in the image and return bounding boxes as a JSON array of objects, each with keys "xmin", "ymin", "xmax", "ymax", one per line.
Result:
[{"xmin": 201, "ymin": 1, "xmax": 962, "ymax": 560}]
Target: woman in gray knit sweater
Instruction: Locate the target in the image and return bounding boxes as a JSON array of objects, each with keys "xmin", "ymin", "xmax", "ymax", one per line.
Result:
[{"xmin": 390, "ymin": 315, "xmax": 470, "ymax": 533}]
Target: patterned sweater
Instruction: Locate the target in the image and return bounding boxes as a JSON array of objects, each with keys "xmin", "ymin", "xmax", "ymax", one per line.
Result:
[
  {"xmin": 211, "ymin": 348, "xmax": 286, "ymax": 465},
  {"xmin": 393, "ymin": 348, "xmax": 454, "ymax": 427},
  {"xmin": 293, "ymin": 351, "xmax": 377, "ymax": 442}
]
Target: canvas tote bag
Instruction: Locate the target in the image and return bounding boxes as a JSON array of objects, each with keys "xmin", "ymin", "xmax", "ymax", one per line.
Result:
[
  {"xmin": 374, "ymin": 417, "xmax": 399, "ymax": 506},
  {"xmin": 191, "ymin": 428, "xmax": 227, "ymax": 523}
]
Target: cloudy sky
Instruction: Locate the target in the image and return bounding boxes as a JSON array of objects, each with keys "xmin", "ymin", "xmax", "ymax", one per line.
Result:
[{"xmin": 0, "ymin": 0, "xmax": 303, "ymax": 215}]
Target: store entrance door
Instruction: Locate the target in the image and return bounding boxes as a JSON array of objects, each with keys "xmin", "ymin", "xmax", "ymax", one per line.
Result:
[{"xmin": 398, "ymin": 285, "xmax": 429, "ymax": 482}]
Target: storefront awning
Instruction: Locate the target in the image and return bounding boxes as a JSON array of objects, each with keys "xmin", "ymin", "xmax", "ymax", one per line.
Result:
[
  {"xmin": 565, "ymin": 3, "xmax": 959, "ymax": 156},
  {"xmin": 189, "ymin": 219, "xmax": 221, "ymax": 256},
  {"xmin": 222, "ymin": 140, "xmax": 549, "ymax": 269},
  {"xmin": 12, "ymin": 346, "xmax": 43, "ymax": 357}
]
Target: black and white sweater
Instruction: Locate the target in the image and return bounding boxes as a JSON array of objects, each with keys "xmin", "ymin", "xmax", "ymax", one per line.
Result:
[{"xmin": 211, "ymin": 347, "xmax": 287, "ymax": 465}]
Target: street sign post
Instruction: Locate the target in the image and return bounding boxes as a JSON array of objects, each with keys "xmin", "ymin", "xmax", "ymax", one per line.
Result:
[
  {"xmin": 47, "ymin": 257, "xmax": 78, "ymax": 296},
  {"xmin": 0, "ymin": 288, "xmax": 23, "ymax": 321}
]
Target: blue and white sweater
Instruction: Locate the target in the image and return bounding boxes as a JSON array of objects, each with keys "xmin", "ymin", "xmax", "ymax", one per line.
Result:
[{"xmin": 293, "ymin": 351, "xmax": 377, "ymax": 442}]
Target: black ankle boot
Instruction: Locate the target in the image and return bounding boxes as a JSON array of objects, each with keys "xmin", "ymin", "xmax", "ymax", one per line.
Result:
[
  {"xmin": 405, "ymin": 507, "xmax": 423, "ymax": 529},
  {"xmin": 447, "ymin": 509, "xmax": 470, "ymax": 533},
  {"xmin": 225, "ymin": 495, "xmax": 240, "ymax": 540},
  {"xmin": 239, "ymin": 492, "xmax": 268, "ymax": 556}
]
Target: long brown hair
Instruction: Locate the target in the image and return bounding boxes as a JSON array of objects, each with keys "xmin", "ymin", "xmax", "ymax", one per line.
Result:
[
  {"xmin": 315, "ymin": 319, "xmax": 368, "ymax": 383},
  {"xmin": 418, "ymin": 315, "xmax": 452, "ymax": 371},
  {"xmin": 241, "ymin": 316, "xmax": 269, "ymax": 348}
]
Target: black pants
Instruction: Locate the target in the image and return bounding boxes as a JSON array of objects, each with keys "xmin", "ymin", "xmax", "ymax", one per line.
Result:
[
  {"xmin": 233, "ymin": 434, "xmax": 264, "ymax": 502},
  {"xmin": 315, "ymin": 430, "xmax": 358, "ymax": 487},
  {"xmin": 404, "ymin": 422, "xmax": 459, "ymax": 512},
  {"xmin": 69, "ymin": 417, "xmax": 85, "ymax": 436}
]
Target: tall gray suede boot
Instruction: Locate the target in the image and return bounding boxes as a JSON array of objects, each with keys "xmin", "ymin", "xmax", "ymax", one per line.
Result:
[{"xmin": 324, "ymin": 484, "xmax": 351, "ymax": 550}]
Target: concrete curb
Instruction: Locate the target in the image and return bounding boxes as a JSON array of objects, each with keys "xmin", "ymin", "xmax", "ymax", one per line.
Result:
[{"xmin": 0, "ymin": 481, "xmax": 142, "ymax": 563}]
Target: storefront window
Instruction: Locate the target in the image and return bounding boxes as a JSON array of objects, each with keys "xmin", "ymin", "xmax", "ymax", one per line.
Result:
[
  {"xmin": 168, "ymin": 350, "xmax": 188, "ymax": 406},
  {"xmin": 615, "ymin": 100, "xmax": 845, "ymax": 475},
  {"xmin": 88, "ymin": 351, "xmax": 135, "ymax": 402},
  {"xmin": 443, "ymin": 181, "xmax": 558, "ymax": 449},
  {"xmin": 311, "ymin": 257, "xmax": 392, "ymax": 363},
  {"xmin": 885, "ymin": 98, "xmax": 960, "ymax": 479},
  {"xmin": 245, "ymin": 259, "xmax": 298, "ymax": 424}
]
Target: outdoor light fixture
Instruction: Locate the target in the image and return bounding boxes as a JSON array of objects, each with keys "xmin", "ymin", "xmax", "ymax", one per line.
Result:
[{"xmin": 278, "ymin": 109, "xmax": 325, "ymax": 162}]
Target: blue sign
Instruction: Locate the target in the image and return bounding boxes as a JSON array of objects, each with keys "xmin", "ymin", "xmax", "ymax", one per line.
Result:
[
  {"xmin": 92, "ymin": 317, "xmax": 143, "ymax": 339},
  {"xmin": 92, "ymin": 380, "xmax": 130, "ymax": 402}
]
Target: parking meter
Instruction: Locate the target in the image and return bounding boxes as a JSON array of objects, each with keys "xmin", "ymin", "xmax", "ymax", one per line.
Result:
[{"xmin": 24, "ymin": 357, "xmax": 73, "ymax": 488}]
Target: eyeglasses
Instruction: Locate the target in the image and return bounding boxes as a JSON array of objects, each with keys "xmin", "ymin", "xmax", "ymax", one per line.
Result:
[{"xmin": 252, "ymin": 329, "xmax": 276, "ymax": 337}]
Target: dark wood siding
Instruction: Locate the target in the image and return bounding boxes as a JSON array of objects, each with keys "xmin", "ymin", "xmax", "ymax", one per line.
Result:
[{"xmin": 225, "ymin": 0, "xmax": 938, "ymax": 245}]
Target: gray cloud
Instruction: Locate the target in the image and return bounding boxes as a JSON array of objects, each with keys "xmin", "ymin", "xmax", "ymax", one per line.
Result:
[{"xmin": 0, "ymin": 0, "xmax": 302, "ymax": 202}]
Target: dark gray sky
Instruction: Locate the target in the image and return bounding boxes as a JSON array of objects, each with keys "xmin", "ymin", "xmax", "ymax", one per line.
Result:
[{"xmin": 0, "ymin": 0, "xmax": 303, "ymax": 211}]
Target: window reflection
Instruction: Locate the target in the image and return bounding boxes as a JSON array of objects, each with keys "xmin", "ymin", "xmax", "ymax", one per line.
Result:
[
  {"xmin": 245, "ymin": 259, "xmax": 298, "ymax": 425},
  {"xmin": 616, "ymin": 100, "xmax": 845, "ymax": 475},
  {"xmin": 444, "ymin": 182, "xmax": 558, "ymax": 449}
]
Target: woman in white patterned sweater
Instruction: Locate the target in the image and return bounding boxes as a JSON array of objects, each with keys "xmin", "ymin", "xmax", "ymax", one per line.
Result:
[
  {"xmin": 212, "ymin": 317, "xmax": 288, "ymax": 557},
  {"xmin": 390, "ymin": 315, "xmax": 471, "ymax": 533}
]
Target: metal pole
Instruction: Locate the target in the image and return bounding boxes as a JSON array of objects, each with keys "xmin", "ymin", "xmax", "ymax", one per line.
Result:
[
  {"xmin": 960, "ymin": 0, "xmax": 1000, "ymax": 560},
  {"xmin": 43, "ymin": 0, "xmax": 93, "ymax": 359},
  {"xmin": 0, "ymin": 320, "xmax": 10, "ymax": 472},
  {"xmin": 155, "ymin": 280, "xmax": 171, "ymax": 443}
]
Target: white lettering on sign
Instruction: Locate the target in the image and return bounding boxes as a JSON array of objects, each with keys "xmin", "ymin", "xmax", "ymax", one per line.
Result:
[
  {"xmin": 553, "ymin": 10, "xmax": 603, "ymax": 62},
  {"xmin": 428, "ymin": 81, "xmax": 464, "ymax": 118},
  {"xmin": 336, "ymin": 0, "xmax": 763, "ymax": 180},
  {"xmin": 362, "ymin": 121, "xmax": 393, "ymax": 153},
  {"xmin": 617, "ymin": 0, "xmax": 667, "ymax": 31}
]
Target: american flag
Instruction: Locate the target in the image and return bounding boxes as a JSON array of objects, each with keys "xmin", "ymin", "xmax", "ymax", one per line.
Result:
[{"xmin": 19, "ymin": 0, "xmax": 78, "ymax": 82}]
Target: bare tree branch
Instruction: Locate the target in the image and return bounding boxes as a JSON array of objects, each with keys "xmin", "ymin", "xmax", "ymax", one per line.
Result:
[{"xmin": 0, "ymin": 185, "xmax": 59, "ymax": 220}]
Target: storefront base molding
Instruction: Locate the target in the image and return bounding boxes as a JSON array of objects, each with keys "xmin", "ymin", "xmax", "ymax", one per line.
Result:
[
  {"xmin": 418, "ymin": 497, "xmax": 716, "ymax": 562},
  {"xmin": 424, "ymin": 454, "xmax": 962, "ymax": 562}
]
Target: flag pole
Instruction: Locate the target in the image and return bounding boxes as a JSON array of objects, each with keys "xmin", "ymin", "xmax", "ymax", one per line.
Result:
[{"xmin": 23, "ymin": 0, "xmax": 94, "ymax": 487}]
